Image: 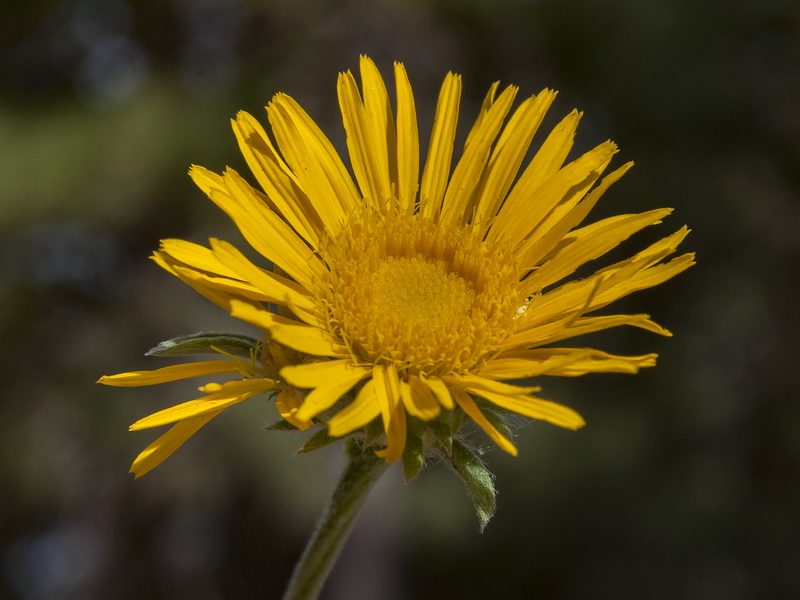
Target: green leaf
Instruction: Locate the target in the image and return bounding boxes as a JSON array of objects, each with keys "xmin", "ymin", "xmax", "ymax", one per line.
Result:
[
  {"xmin": 298, "ymin": 428, "xmax": 341, "ymax": 454},
  {"xmin": 442, "ymin": 439, "xmax": 497, "ymax": 531},
  {"xmin": 147, "ymin": 332, "xmax": 260, "ymax": 358},
  {"xmin": 402, "ymin": 433, "xmax": 425, "ymax": 482},
  {"xmin": 266, "ymin": 419, "xmax": 299, "ymax": 431}
]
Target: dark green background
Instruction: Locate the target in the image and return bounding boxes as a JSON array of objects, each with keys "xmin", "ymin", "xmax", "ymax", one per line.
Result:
[{"xmin": 1, "ymin": 0, "xmax": 798, "ymax": 598}]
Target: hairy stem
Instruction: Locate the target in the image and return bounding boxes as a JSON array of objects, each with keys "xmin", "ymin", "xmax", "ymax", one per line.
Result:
[{"xmin": 282, "ymin": 449, "xmax": 389, "ymax": 600}]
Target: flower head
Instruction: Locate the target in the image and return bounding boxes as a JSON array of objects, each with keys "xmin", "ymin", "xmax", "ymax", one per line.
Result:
[{"xmin": 100, "ymin": 56, "xmax": 693, "ymax": 477}]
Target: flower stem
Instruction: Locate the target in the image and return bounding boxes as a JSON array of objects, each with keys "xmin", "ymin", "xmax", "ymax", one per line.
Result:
[{"xmin": 282, "ymin": 447, "xmax": 389, "ymax": 600}]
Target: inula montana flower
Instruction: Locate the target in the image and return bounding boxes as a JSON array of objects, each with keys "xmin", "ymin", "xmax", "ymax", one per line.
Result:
[{"xmin": 100, "ymin": 56, "xmax": 693, "ymax": 479}]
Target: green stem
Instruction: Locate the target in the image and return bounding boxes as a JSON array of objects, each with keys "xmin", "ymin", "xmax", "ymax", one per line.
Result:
[{"xmin": 282, "ymin": 448, "xmax": 389, "ymax": 600}]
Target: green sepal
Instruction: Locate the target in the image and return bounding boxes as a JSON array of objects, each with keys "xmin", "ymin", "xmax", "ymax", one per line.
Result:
[
  {"xmin": 402, "ymin": 432, "xmax": 425, "ymax": 482},
  {"xmin": 450, "ymin": 406, "xmax": 466, "ymax": 432},
  {"xmin": 345, "ymin": 436, "xmax": 363, "ymax": 458},
  {"xmin": 427, "ymin": 420, "xmax": 453, "ymax": 456},
  {"xmin": 441, "ymin": 439, "xmax": 497, "ymax": 531},
  {"xmin": 298, "ymin": 427, "xmax": 340, "ymax": 454},
  {"xmin": 147, "ymin": 332, "xmax": 260, "ymax": 359},
  {"xmin": 265, "ymin": 419, "xmax": 299, "ymax": 431},
  {"xmin": 474, "ymin": 398, "xmax": 514, "ymax": 441},
  {"xmin": 363, "ymin": 418, "xmax": 384, "ymax": 448}
]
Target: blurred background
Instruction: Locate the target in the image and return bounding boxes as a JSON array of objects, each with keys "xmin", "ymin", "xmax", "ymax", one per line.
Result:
[{"xmin": 1, "ymin": 0, "xmax": 798, "ymax": 598}]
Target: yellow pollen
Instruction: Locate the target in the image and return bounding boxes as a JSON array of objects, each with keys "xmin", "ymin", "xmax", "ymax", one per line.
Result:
[{"xmin": 368, "ymin": 256, "xmax": 475, "ymax": 329}]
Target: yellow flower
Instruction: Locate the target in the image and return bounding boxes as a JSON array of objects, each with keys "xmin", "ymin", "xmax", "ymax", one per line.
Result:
[{"xmin": 103, "ymin": 55, "xmax": 693, "ymax": 474}]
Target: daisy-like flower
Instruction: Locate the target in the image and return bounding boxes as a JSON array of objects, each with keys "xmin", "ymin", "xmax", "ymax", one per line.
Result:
[{"xmin": 101, "ymin": 55, "xmax": 693, "ymax": 477}]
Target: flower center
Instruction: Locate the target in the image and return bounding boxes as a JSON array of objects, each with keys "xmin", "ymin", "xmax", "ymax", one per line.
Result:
[
  {"xmin": 318, "ymin": 206, "xmax": 522, "ymax": 375},
  {"xmin": 368, "ymin": 256, "xmax": 475, "ymax": 329}
]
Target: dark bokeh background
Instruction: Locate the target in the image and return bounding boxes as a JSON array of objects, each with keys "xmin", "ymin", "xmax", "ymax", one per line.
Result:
[{"xmin": 2, "ymin": 0, "xmax": 798, "ymax": 598}]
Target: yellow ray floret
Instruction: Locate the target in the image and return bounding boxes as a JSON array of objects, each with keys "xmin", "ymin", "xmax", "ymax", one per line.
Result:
[
  {"xmin": 275, "ymin": 387, "xmax": 309, "ymax": 430},
  {"xmin": 98, "ymin": 360, "xmax": 242, "ymax": 387},
  {"xmin": 280, "ymin": 360, "xmax": 372, "ymax": 424},
  {"xmin": 106, "ymin": 364, "xmax": 278, "ymax": 477},
  {"xmin": 130, "ymin": 410, "xmax": 223, "ymax": 478},
  {"xmin": 129, "ymin": 379, "xmax": 277, "ymax": 430},
  {"xmin": 453, "ymin": 389, "xmax": 518, "ymax": 456},
  {"xmin": 327, "ymin": 379, "xmax": 381, "ymax": 437}
]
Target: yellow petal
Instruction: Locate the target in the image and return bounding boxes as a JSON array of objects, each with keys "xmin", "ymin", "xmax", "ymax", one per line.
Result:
[
  {"xmin": 152, "ymin": 250, "xmax": 246, "ymax": 311},
  {"xmin": 229, "ymin": 300, "xmax": 347, "ymax": 357},
  {"xmin": 526, "ymin": 208, "xmax": 673, "ymax": 291},
  {"xmin": 464, "ymin": 81, "xmax": 499, "ymax": 148},
  {"xmin": 232, "ymin": 110, "xmax": 322, "ymax": 245},
  {"xmin": 516, "ymin": 228, "xmax": 691, "ymax": 335},
  {"xmin": 593, "ymin": 253, "xmax": 695, "ymax": 308},
  {"xmin": 419, "ymin": 72, "xmax": 461, "ymax": 218},
  {"xmin": 327, "ymin": 378, "xmax": 381, "ymax": 436},
  {"xmin": 508, "ymin": 313, "xmax": 671, "ymax": 349},
  {"xmin": 477, "ymin": 350, "xmax": 596, "ymax": 379},
  {"xmin": 442, "ymin": 373, "xmax": 540, "ymax": 397},
  {"xmin": 545, "ymin": 351, "xmax": 658, "ymax": 376},
  {"xmin": 399, "ymin": 376, "xmax": 440, "ymax": 420},
  {"xmin": 276, "ymin": 387, "xmax": 313, "ymax": 431},
  {"xmin": 189, "ymin": 166, "xmax": 321, "ymax": 289},
  {"xmin": 547, "ymin": 250, "xmax": 692, "ymax": 325},
  {"xmin": 470, "ymin": 387, "xmax": 585, "ymax": 430},
  {"xmin": 453, "ymin": 388, "xmax": 517, "ymax": 456},
  {"xmin": 98, "ymin": 360, "xmax": 241, "ymax": 387},
  {"xmin": 440, "ymin": 84, "xmax": 517, "ymax": 226},
  {"xmin": 473, "ymin": 89, "xmax": 557, "ymax": 228},
  {"xmin": 174, "ymin": 271, "xmax": 272, "ymax": 304},
  {"xmin": 267, "ymin": 94, "xmax": 360, "ymax": 234},
  {"xmin": 130, "ymin": 409, "xmax": 222, "ymax": 478},
  {"xmin": 360, "ymin": 57, "xmax": 397, "ymax": 180},
  {"xmin": 158, "ymin": 238, "xmax": 241, "ymax": 280},
  {"xmin": 627, "ymin": 225, "xmax": 692, "ymax": 265},
  {"xmin": 480, "ymin": 348, "xmax": 657, "ymax": 379},
  {"xmin": 420, "ymin": 375, "xmax": 454, "ymax": 410},
  {"xmin": 489, "ymin": 109, "xmax": 582, "ymax": 242},
  {"xmin": 336, "ymin": 56, "xmax": 396, "ymax": 207},
  {"xmin": 219, "ymin": 167, "xmax": 325, "ymax": 288},
  {"xmin": 209, "ymin": 238, "xmax": 317, "ymax": 311},
  {"xmin": 130, "ymin": 378, "xmax": 275, "ymax": 430},
  {"xmin": 280, "ymin": 359, "xmax": 360, "ymax": 388},
  {"xmin": 373, "ymin": 364, "xmax": 406, "ymax": 464},
  {"xmin": 289, "ymin": 362, "xmax": 372, "ymax": 423},
  {"xmin": 393, "ymin": 61, "xmax": 419, "ymax": 211},
  {"xmin": 188, "ymin": 162, "xmax": 226, "ymax": 198},
  {"xmin": 170, "ymin": 264, "xmax": 276, "ymax": 304},
  {"xmin": 494, "ymin": 141, "xmax": 617, "ymax": 249},
  {"xmin": 519, "ymin": 161, "xmax": 634, "ymax": 269},
  {"xmin": 338, "ymin": 70, "xmax": 389, "ymax": 207}
]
